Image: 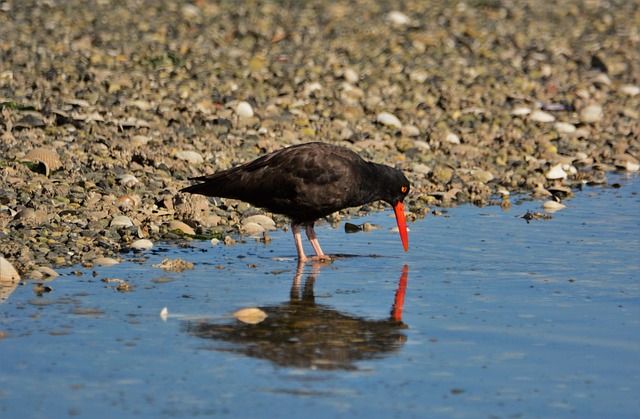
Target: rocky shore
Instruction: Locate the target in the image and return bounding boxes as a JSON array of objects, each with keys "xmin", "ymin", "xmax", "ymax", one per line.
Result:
[{"xmin": 0, "ymin": 0, "xmax": 638, "ymax": 277}]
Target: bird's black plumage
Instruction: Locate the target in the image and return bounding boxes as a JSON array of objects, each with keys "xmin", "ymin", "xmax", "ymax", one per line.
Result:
[{"xmin": 180, "ymin": 142, "xmax": 410, "ymax": 261}]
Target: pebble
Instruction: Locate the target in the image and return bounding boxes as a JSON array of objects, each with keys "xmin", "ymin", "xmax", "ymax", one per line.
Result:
[
  {"xmin": 579, "ymin": 104, "xmax": 604, "ymax": 123},
  {"xmin": 386, "ymin": 11, "xmax": 411, "ymax": 26},
  {"xmin": 343, "ymin": 68, "xmax": 359, "ymax": 84},
  {"xmin": 445, "ymin": 132, "xmax": 460, "ymax": 144},
  {"xmin": 232, "ymin": 307, "xmax": 268, "ymax": 324},
  {"xmin": 111, "ymin": 215, "xmax": 134, "ymax": 228},
  {"xmin": 542, "ymin": 200, "xmax": 566, "ymax": 212},
  {"xmin": 174, "ymin": 150, "xmax": 204, "ymax": 164},
  {"xmin": 376, "ymin": 112, "xmax": 403, "ymax": 129},
  {"xmin": 93, "ymin": 257, "xmax": 120, "ymax": 267},
  {"xmin": 619, "ymin": 84, "xmax": 639, "ymax": 96},
  {"xmin": 401, "ymin": 124, "xmax": 420, "ymax": 137},
  {"xmin": 530, "ymin": 110, "xmax": 555, "ymax": 122},
  {"xmin": 546, "ymin": 164, "xmax": 568, "ymax": 180},
  {"xmin": 235, "ymin": 101, "xmax": 254, "ymax": 118},
  {"xmin": 167, "ymin": 220, "xmax": 196, "ymax": 235},
  {"xmin": 0, "ymin": 257, "xmax": 20, "ymax": 283},
  {"xmin": 554, "ymin": 122, "xmax": 576, "ymax": 134},
  {"xmin": 511, "ymin": 106, "xmax": 531, "ymax": 116},
  {"xmin": 130, "ymin": 239, "xmax": 153, "ymax": 250},
  {"xmin": 242, "ymin": 222, "xmax": 265, "ymax": 235},
  {"xmin": 242, "ymin": 215, "xmax": 276, "ymax": 230}
]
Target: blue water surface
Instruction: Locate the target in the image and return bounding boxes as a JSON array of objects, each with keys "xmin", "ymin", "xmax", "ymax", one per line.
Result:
[{"xmin": 1, "ymin": 173, "xmax": 638, "ymax": 418}]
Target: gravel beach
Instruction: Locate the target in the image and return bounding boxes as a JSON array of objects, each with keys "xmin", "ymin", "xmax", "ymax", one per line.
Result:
[{"xmin": 0, "ymin": 0, "xmax": 638, "ymax": 276}]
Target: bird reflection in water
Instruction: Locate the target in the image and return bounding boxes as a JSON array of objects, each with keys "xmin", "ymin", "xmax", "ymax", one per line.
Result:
[{"xmin": 184, "ymin": 263, "xmax": 409, "ymax": 370}]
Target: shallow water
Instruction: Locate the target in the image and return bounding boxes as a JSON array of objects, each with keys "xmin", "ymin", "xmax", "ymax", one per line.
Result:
[{"xmin": 1, "ymin": 173, "xmax": 639, "ymax": 418}]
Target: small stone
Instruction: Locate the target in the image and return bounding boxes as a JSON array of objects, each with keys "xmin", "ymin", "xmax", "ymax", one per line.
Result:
[
  {"xmin": 542, "ymin": 200, "xmax": 566, "ymax": 212},
  {"xmin": 619, "ymin": 84, "xmax": 639, "ymax": 96},
  {"xmin": 511, "ymin": 106, "xmax": 531, "ymax": 116},
  {"xmin": 401, "ymin": 124, "xmax": 420, "ymax": 137},
  {"xmin": 554, "ymin": 122, "xmax": 576, "ymax": 134},
  {"xmin": 376, "ymin": 112, "xmax": 403, "ymax": 129},
  {"xmin": 232, "ymin": 307, "xmax": 267, "ymax": 324},
  {"xmin": 130, "ymin": 239, "xmax": 153, "ymax": 250},
  {"xmin": 167, "ymin": 220, "xmax": 196, "ymax": 235},
  {"xmin": 386, "ymin": 11, "xmax": 410, "ymax": 26},
  {"xmin": 111, "ymin": 215, "xmax": 134, "ymax": 228},
  {"xmin": 242, "ymin": 222, "xmax": 265, "ymax": 235},
  {"xmin": 579, "ymin": 104, "xmax": 604, "ymax": 123},
  {"xmin": 93, "ymin": 257, "xmax": 120, "ymax": 267},
  {"xmin": 117, "ymin": 174, "xmax": 139, "ymax": 187},
  {"xmin": 530, "ymin": 110, "xmax": 555, "ymax": 122},
  {"xmin": 235, "ymin": 101, "xmax": 254, "ymax": 118},
  {"xmin": 546, "ymin": 164, "xmax": 567, "ymax": 180},
  {"xmin": 174, "ymin": 150, "xmax": 204, "ymax": 164},
  {"xmin": 242, "ymin": 215, "xmax": 276, "ymax": 230},
  {"xmin": 343, "ymin": 68, "xmax": 359, "ymax": 84},
  {"xmin": 445, "ymin": 132, "xmax": 460, "ymax": 144},
  {"xmin": 0, "ymin": 257, "xmax": 20, "ymax": 283}
]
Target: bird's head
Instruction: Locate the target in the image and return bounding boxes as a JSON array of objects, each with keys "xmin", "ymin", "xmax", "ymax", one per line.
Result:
[{"xmin": 381, "ymin": 169, "xmax": 410, "ymax": 252}]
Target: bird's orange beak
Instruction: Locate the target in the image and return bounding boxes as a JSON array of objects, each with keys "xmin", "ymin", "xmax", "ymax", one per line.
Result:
[{"xmin": 393, "ymin": 201, "xmax": 409, "ymax": 252}]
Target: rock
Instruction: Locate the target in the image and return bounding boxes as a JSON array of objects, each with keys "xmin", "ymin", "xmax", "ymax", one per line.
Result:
[
  {"xmin": 542, "ymin": 200, "xmax": 566, "ymax": 212},
  {"xmin": 376, "ymin": 112, "xmax": 402, "ymax": 129},
  {"xmin": 579, "ymin": 104, "xmax": 604, "ymax": 123},
  {"xmin": 386, "ymin": 11, "xmax": 410, "ymax": 26},
  {"xmin": 242, "ymin": 215, "xmax": 276, "ymax": 230},
  {"xmin": 130, "ymin": 239, "xmax": 153, "ymax": 250},
  {"xmin": 546, "ymin": 164, "xmax": 567, "ymax": 180},
  {"xmin": 242, "ymin": 222, "xmax": 264, "ymax": 235},
  {"xmin": 174, "ymin": 150, "xmax": 204, "ymax": 164},
  {"xmin": 111, "ymin": 215, "xmax": 134, "ymax": 228},
  {"xmin": 530, "ymin": 110, "xmax": 555, "ymax": 122},
  {"xmin": 167, "ymin": 220, "xmax": 195, "ymax": 235},
  {"xmin": 0, "ymin": 257, "xmax": 20, "ymax": 283},
  {"xmin": 93, "ymin": 257, "xmax": 120, "ymax": 266},
  {"xmin": 235, "ymin": 101, "xmax": 254, "ymax": 118},
  {"xmin": 232, "ymin": 307, "xmax": 268, "ymax": 324},
  {"xmin": 554, "ymin": 122, "xmax": 576, "ymax": 134}
]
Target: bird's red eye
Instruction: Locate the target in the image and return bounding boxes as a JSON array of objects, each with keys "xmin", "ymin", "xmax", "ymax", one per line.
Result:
[{"xmin": 401, "ymin": 186, "xmax": 408, "ymax": 193}]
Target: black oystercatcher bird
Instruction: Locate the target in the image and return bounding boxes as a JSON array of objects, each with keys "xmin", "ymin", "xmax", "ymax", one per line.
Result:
[{"xmin": 180, "ymin": 142, "xmax": 410, "ymax": 261}]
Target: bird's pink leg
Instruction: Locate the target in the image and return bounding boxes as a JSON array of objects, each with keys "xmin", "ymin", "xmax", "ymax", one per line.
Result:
[
  {"xmin": 291, "ymin": 223, "xmax": 308, "ymax": 261},
  {"xmin": 305, "ymin": 223, "xmax": 331, "ymax": 261}
]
